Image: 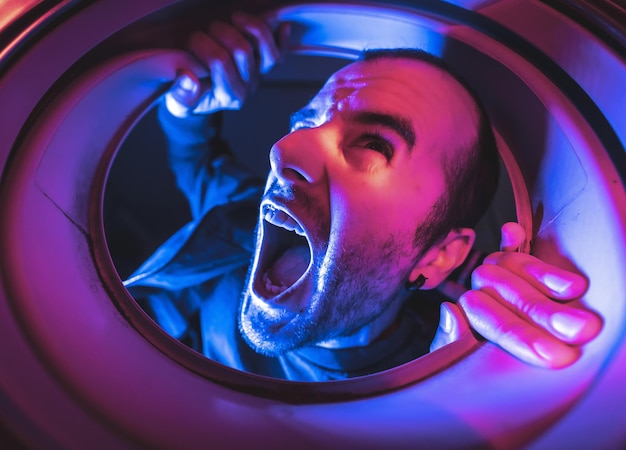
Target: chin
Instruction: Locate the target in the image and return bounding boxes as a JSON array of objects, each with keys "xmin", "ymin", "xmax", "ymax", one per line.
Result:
[{"xmin": 238, "ymin": 289, "xmax": 313, "ymax": 356}]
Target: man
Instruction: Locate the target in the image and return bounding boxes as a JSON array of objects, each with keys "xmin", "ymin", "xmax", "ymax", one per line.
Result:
[{"xmin": 125, "ymin": 13, "xmax": 601, "ymax": 380}]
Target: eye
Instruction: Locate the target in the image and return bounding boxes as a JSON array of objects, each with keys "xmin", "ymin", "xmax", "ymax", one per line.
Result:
[{"xmin": 360, "ymin": 132, "xmax": 394, "ymax": 161}]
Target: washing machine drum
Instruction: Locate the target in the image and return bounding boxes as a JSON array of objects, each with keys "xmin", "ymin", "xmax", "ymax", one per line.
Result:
[{"xmin": 1, "ymin": 1, "xmax": 625, "ymax": 448}]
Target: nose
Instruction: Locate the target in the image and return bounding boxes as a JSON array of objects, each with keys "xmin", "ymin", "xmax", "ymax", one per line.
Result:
[{"xmin": 269, "ymin": 127, "xmax": 328, "ymax": 186}]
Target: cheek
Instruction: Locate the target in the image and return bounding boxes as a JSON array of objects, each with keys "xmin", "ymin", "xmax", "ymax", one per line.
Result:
[
  {"xmin": 393, "ymin": 164, "xmax": 447, "ymax": 223},
  {"xmin": 330, "ymin": 194, "xmax": 416, "ymax": 248},
  {"xmin": 326, "ymin": 162, "xmax": 445, "ymax": 239},
  {"xmin": 328, "ymin": 185, "xmax": 381, "ymax": 232}
]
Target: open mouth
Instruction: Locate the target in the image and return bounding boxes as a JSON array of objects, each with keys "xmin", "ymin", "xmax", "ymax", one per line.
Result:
[{"xmin": 253, "ymin": 202, "xmax": 313, "ymax": 300}]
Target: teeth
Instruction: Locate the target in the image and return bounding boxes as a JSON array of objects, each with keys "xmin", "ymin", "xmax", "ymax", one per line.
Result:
[
  {"xmin": 263, "ymin": 271, "xmax": 288, "ymax": 295},
  {"xmin": 263, "ymin": 205, "xmax": 305, "ymax": 236}
]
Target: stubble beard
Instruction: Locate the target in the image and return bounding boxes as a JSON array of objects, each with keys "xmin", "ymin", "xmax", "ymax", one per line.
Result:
[{"xmin": 239, "ymin": 226, "xmax": 416, "ymax": 357}]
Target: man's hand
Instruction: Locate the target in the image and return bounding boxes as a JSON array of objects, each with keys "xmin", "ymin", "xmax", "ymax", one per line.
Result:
[
  {"xmin": 431, "ymin": 222, "xmax": 602, "ymax": 369},
  {"xmin": 165, "ymin": 12, "xmax": 288, "ymax": 118}
]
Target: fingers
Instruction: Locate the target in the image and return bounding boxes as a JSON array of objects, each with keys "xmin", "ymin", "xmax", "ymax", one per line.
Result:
[
  {"xmin": 461, "ymin": 221, "xmax": 602, "ymax": 368},
  {"xmin": 164, "ymin": 72, "xmax": 203, "ymax": 118},
  {"xmin": 188, "ymin": 30, "xmax": 247, "ymax": 110},
  {"xmin": 430, "ymin": 302, "xmax": 471, "ymax": 352},
  {"xmin": 200, "ymin": 12, "xmax": 283, "ymax": 91},
  {"xmin": 232, "ymin": 12, "xmax": 284, "ymax": 74},
  {"xmin": 482, "ymin": 251, "xmax": 588, "ymax": 300},
  {"xmin": 500, "ymin": 222, "xmax": 526, "ymax": 252},
  {"xmin": 459, "ymin": 290, "xmax": 581, "ymax": 369},
  {"xmin": 471, "ymin": 264, "xmax": 602, "ymax": 345},
  {"xmin": 167, "ymin": 12, "xmax": 287, "ymax": 116},
  {"xmin": 208, "ymin": 20, "xmax": 256, "ymax": 84}
]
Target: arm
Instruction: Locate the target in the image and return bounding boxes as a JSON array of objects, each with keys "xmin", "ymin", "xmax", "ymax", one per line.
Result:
[
  {"xmin": 158, "ymin": 107, "xmax": 233, "ymax": 220},
  {"xmin": 159, "ymin": 13, "xmax": 287, "ymax": 220},
  {"xmin": 431, "ymin": 222, "xmax": 603, "ymax": 368}
]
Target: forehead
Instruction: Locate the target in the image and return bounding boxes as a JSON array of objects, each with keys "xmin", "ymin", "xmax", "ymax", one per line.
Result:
[
  {"xmin": 310, "ymin": 58, "xmax": 479, "ymax": 151},
  {"xmin": 323, "ymin": 58, "xmax": 466, "ymax": 105}
]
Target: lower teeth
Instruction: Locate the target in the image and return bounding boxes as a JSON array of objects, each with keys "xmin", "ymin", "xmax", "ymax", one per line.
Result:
[{"xmin": 263, "ymin": 272, "xmax": 288, "ymax": 295}]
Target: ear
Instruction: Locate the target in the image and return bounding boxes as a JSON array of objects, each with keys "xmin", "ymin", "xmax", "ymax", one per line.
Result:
[{"xmin": 408, "ymin": 228, "xmax": 476, "ymax": 289}]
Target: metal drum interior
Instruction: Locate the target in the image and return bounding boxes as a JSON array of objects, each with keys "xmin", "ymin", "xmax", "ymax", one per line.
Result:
[{"xmin": 1, "ymin": 0, "xmax": 625, "ymax": 448}]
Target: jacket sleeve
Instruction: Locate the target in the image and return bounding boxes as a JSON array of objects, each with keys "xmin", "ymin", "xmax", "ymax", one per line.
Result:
[{"xmin": 157, "ymin": 102, "xmax": 259, "ymax": 221}]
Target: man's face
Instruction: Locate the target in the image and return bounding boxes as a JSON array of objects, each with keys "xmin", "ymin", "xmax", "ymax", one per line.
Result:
[{"xmin": 239, "ymin": 57, "xmax": 478, "ymax": 355}]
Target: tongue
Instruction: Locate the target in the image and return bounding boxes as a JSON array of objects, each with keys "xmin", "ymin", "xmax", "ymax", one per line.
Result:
[{"xmin": 266, "ymin": 245, "xmax": 310, "ymax": 288}]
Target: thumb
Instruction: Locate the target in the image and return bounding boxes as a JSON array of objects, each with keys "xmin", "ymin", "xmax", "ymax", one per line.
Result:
[
  {"xmin": 164, "ymin": 72, "xmax": 203, "ymax": 118},
  {"xmin": 430, "ymin": 302, "xmax": 471, "ymax": 352},
  {"xmin": 500, "ymin": 222, "xmax": 526, "ymax": 252}
]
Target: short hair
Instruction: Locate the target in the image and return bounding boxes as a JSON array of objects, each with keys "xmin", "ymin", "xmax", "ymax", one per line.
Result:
[{"xmin": 360, "ymin": 49, "xmax": 500, "ymax": 252}]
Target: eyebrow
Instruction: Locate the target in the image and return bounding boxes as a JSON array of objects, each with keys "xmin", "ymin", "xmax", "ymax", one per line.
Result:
[
  {"xmin": 352, "ymin": 111, "xmax": 416, "ymax": 150},
  {"xmin": 289, "ymin": 108, "xmax": 318, "ymax": 129},
  {"xmin": 289, "ymin": 109, "xmax": 416, "ymax": 150}
]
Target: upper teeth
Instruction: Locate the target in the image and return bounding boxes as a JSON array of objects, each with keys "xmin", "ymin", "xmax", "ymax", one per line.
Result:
[{"xmin": 264, "ymin": 205, "xmax": 305, "ymax": 236}]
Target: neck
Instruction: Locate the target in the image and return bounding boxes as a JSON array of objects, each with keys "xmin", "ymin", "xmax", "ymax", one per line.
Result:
[{"xmin": 316, "ymin": 303, "xmax": 402, "ymax": 349}]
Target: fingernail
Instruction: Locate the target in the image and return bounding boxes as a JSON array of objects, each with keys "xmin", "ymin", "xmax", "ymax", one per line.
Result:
[
  {"xmin": 541, "ymin": 273, "xmax": 573, "ymax": 295},
  {"xmin": 175, "ymin": 74, "xmax": 197, "ymax": 94},
  {"xmin": 550, "ymin": 311, "xmax": 587, "ymax": 340},
  {"xmin": 440, "ymin": 303, "xmax": 453, "ymax": 333}
]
